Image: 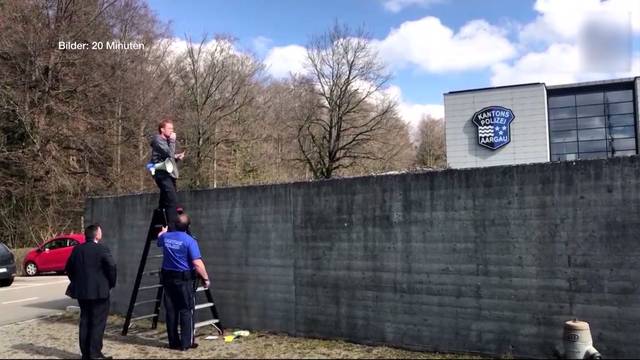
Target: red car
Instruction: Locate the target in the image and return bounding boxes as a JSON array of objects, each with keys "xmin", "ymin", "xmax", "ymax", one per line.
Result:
[{"xmin": 23, "ymin": 234, "xmax": 85, "ymax": 276}]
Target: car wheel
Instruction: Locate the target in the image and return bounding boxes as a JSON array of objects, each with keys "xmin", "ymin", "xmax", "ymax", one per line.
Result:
[
  {"xmin": 0, "ymin": 278, "xmax": 13, "ymax": 287},
  {"xmin": 25, "ymin": 262, "xmax": 38, "ymax": 276}
]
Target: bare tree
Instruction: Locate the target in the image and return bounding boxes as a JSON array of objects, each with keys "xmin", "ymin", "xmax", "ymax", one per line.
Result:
[
  {"xmin": 0, "ymin": 0, "xmax": 120, "ymax": 247},
  {"xmin": 342, "ymin": 110, "xmax": 416, "ymax": 175},
  {"xmin": 415, "ymin": 115, "xmax": 447, "ymax": 169},
  {"xmin": 296, "ymin": 23, "xmax": 396, "ymax": 179},
  {"xmin": 0, "ymin": 5, "xmax": 422, "ymax": 249},
  {"xmin": 174, "ymin": 35, "xmax": 262, "ymax": 188},
  {"xmin": 0, "ymin": 0, "xmax": 171, "ymax": 248}
]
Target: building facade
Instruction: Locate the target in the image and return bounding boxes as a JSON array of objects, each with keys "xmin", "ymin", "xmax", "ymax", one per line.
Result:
[{"xmin": 444, "ymin": 77, "xmax": 639, "ymax": 169}]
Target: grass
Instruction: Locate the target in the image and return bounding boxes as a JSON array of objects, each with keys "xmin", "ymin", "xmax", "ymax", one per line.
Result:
[{"xmin": 49, "ymin": 313, "xmax": 491, "ymax": 359}]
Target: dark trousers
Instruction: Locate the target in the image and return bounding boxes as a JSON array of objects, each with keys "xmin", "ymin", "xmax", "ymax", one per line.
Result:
[
  {"xmin": 162, "ymin": 272, "xmax": 195, "ymax": 349},
  {"xmin": 153, "ymin": 170, "xmax": 178, "ymax": 231},
  {"xmin": 78, "ymin": 298, "xmax": 110, "ymax": 359}
]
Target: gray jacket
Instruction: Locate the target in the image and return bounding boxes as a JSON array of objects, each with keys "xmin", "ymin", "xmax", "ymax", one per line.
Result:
[{"xmin": 150, "ymin": 134, "xmax": 179, "ymax": 178}]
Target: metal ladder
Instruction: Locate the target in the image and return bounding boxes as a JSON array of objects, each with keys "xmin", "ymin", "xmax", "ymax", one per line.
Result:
[{"xmin": 121, "ymin": 208, "xmax": 223, "ymax": 336}]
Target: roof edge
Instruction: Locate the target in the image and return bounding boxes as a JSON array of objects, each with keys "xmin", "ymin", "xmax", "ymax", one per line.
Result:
[{"xmin": 444, "ymin": 82, "xmax": 543, "ymax": 96}]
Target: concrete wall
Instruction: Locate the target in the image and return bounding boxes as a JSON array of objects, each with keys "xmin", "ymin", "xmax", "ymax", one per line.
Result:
[
  {"xmin": 635, "ymin": 78, "xmax": 640, "ymax": 153},
  {"xmin": 445, "ymin": 84, "xmax": 550, "ymax": 169},
  {"xmin": 86, "ymin": 156, "xmax": 640, "ymax": 359}
]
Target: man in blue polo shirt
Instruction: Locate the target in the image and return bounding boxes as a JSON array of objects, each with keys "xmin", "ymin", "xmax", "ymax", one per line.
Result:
[{"xmin": 157, "ymin": 213, "xmax": 211, "ymax": 351}]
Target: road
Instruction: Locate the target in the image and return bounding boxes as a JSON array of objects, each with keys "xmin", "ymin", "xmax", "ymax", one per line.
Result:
[{"xmin": 0, "ymin": 275, "xmax": 75, "ymax": 326}]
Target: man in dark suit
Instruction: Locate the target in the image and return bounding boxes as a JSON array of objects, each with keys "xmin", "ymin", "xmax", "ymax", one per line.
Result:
[{"xmin": 65, "ymin": 224, "xmax": 117, "ymax": 360}]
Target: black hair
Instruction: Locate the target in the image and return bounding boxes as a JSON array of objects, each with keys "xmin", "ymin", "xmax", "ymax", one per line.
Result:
[{"xmin": 85, "ymin": 223, "xmax": 101, "ymax": 240}]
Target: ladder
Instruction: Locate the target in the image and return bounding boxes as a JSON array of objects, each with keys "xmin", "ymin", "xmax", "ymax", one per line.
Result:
[{"xmin": 121, "ymin": 208, "xmax": 223, "ymax": 336}]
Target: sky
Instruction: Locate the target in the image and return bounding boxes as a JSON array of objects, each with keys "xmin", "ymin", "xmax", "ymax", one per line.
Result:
[{"xmin": 147, "ymin": 0, "xmax": 640, "ymax": 128}]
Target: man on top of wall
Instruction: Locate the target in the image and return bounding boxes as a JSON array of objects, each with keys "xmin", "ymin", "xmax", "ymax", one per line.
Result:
[{"xmin": 149, "ymin": 118, "xmax": 185, "ymax": 230}]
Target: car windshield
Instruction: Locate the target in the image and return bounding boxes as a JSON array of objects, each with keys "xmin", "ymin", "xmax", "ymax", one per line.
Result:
[
  {"xmin": 0, "ymin": 243, "xmax": 9, "ymax": 256},
  {"xmin": 43, "ymin": 239, "xmax": 68, "ymax": 250}
]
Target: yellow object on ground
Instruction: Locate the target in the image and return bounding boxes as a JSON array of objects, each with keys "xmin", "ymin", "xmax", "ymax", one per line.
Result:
[{"xmin": 224, "ymin": 335, "xmax": 236, "ymax": 343}]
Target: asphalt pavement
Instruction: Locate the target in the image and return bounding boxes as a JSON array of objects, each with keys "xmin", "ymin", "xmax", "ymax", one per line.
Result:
[{"xmin": 0, "ymin": 275, "xmax": 75, "ymax": 326}]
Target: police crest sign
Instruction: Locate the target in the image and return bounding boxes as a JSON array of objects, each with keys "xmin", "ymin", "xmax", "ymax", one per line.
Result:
[{"xmin": 471, "ymin": 106, "xmax": 515, "ymax": 150}]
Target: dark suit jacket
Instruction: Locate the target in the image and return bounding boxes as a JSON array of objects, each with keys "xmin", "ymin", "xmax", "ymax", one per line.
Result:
[{"xmin": 65, "ymin": 241, "xmax": 117, "ymax": 300}]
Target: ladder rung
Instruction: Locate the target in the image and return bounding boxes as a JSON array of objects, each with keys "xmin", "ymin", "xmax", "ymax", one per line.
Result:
[
  {"xmin": 135, "ymin": 329, "xmax": 165, "ymax": 338},
  {"xmin": 139, "ymin": 284, "xmax": 162, "ymax": 291},
  {"xmin": 134, "ymin": 299, "xmax": 160, "ymax": 307},
  {"xmin": 143, "ymin": 269, "xmax": 160, "ymax": 276},
  {"xmin": 150, "ymin": 254, "xmax": 163, "ymax": 259},
  {"xmin": 194, "ymin": 319, "xmax": 219, "ymax": 328},
  {"xmin": 195, "ymin": 302, "xmax": 214, "ymax": 310},
  {"xmin": 196, "ymin": 286, "xmax": 206, "ymax": 292},
  {"xmin": 130, "ymin": 313, "xmax": 158, "ymax": 322}
]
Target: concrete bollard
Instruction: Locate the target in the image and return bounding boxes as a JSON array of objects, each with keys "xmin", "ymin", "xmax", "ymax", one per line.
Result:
[{"xmin": 560, "ymin": 319, "xmax": 601, "ymax": 359}]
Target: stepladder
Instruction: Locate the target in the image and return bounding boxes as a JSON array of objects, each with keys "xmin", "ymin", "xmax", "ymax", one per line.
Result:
[{"xmin": 121, "ymin": 208, "xmax": 223, "ymax": 337}]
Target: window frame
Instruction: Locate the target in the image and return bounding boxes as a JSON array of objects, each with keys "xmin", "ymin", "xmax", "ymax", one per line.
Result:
[{"xmin": 547, "ymin": 82, "xmax": 637, "ymax": 160}]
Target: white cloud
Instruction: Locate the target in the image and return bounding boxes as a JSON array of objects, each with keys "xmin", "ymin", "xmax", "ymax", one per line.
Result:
[
  {"xmin": 491, "ymin": 44, "xmax": 640, "ymax": 86},
  {"xmin": 491, "ymin": 0, "xmax": 640, "ymax": 87},
  {"xmin": 383, "ymin": 85, "xmax": 444, "ymax": 131},
  {"xmin": 252, "ymin": 36, "xmax": 273, "ymax": 56},
  {"xmin": 263, "ymin": 45, "xmax": 308, "ymax": 79},
  {"xmin": 259, "ymin": 15, "xmax": 518, "ymax": 78},
  {"xmin": 158, "ymin": 37, "xmax": 245, "ymax": 61},
  {"xmin": 382, "ymin": 0, "xmax": 444, "ymax": 13},
  {"xmin": 348, "ymin": 82, "xmax": 443, "ymax": 131},
  {"xmin": 398, "ymin": 102, "xmax": 445, "ymax": 127},
  {"xmin": 491, "ymin": 44, "xmax": 581, "ymax": 86},
  {"xmin": 520, "ymin": 0, "xmax": 640, "ymax": 45},
  {"xmin": 157, "ymin": 37, "xmax": 189, "ymax": 59},
  {"xmin": 373, "ymin": 17, "xmax": 517, "ymax": 73}
]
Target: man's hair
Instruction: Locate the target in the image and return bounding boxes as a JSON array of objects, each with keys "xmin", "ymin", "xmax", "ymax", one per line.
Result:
[
  {"xmin": 175, "ymin": 213, "xmax": 190, "ymax": 232},
  {"xmin": 158, "ymin": 118, "xmax": 173, "ymax": 133},
  {"xmin": 85, "ymin": 223, "xmax": 101, "ymax": 240}
]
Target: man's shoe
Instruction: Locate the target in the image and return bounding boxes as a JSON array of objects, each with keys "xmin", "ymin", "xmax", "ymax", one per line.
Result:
[
  {"xmin": 92, "ymin": 354, "xmax": 112, "ymax": 360},
  {"xmin": 180, "ymin": 343, "xmax": 198, "ymax": 351}
]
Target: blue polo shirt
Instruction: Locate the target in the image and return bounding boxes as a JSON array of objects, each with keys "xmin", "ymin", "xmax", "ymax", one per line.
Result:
[{"xmin": 157, "ymin": 231, "xmax": 201, "ymax": 271}]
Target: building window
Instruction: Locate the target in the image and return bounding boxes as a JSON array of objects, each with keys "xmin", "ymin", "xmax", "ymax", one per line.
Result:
[{"xmin": 548, "ymin": 87, "xmax": 636, "ymax": 161}]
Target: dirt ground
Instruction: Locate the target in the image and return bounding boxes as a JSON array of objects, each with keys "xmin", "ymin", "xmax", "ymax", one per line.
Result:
[{"xmin": 0, "ymin": 312, "xmax": 486, "ymax": 359}]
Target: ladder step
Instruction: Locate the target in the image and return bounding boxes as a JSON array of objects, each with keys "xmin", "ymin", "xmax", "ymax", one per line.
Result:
[
  {"xmin": 195, "ymin": 302, "xmax": 214, "ymax": 310},
  {"xmin": 150, "ymin": 254, "xmax": 163, "ymax": 259},
  {"xmin": 134, "ymin": 329, "xmax": 165, "ymax": 338},
  {"xmin": 134, "ymin": 299, "xmax": 160, "ymax": 307},
  {"xmin": 130, "ymin": 313, "xmax": 158, "ymax": 322},
  {"xmin": 139, "ymin": 284, "xmax": 162, "ymax": 291},
  {"xmin": 194, "ymin": 319, "xmax": 219, "ymax": 328},
  {"xmin": 143, "ymin": 269, "xmax": 160, "ymax": 276},
  {"xmin": 196, "ymin": 286, "xmax": 206, "ymax": 292}
]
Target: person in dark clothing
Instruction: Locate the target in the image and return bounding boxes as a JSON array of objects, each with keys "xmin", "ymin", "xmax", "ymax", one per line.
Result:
[
  {"xmin": 157, "ymin": 213, "xmax": 211, "ymax": 351},
  {"xmin": 150, "ymin": 118, "xmax": 184, "ymax": 231},
  {"xmin": 65, "ymin": 224, "xmax": 117, "ymax": 360}
]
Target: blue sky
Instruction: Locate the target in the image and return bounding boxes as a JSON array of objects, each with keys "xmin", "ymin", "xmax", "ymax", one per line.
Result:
[{"xmin": 148, "ymin": 0, "xmax": 640, "ymax": 126}]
